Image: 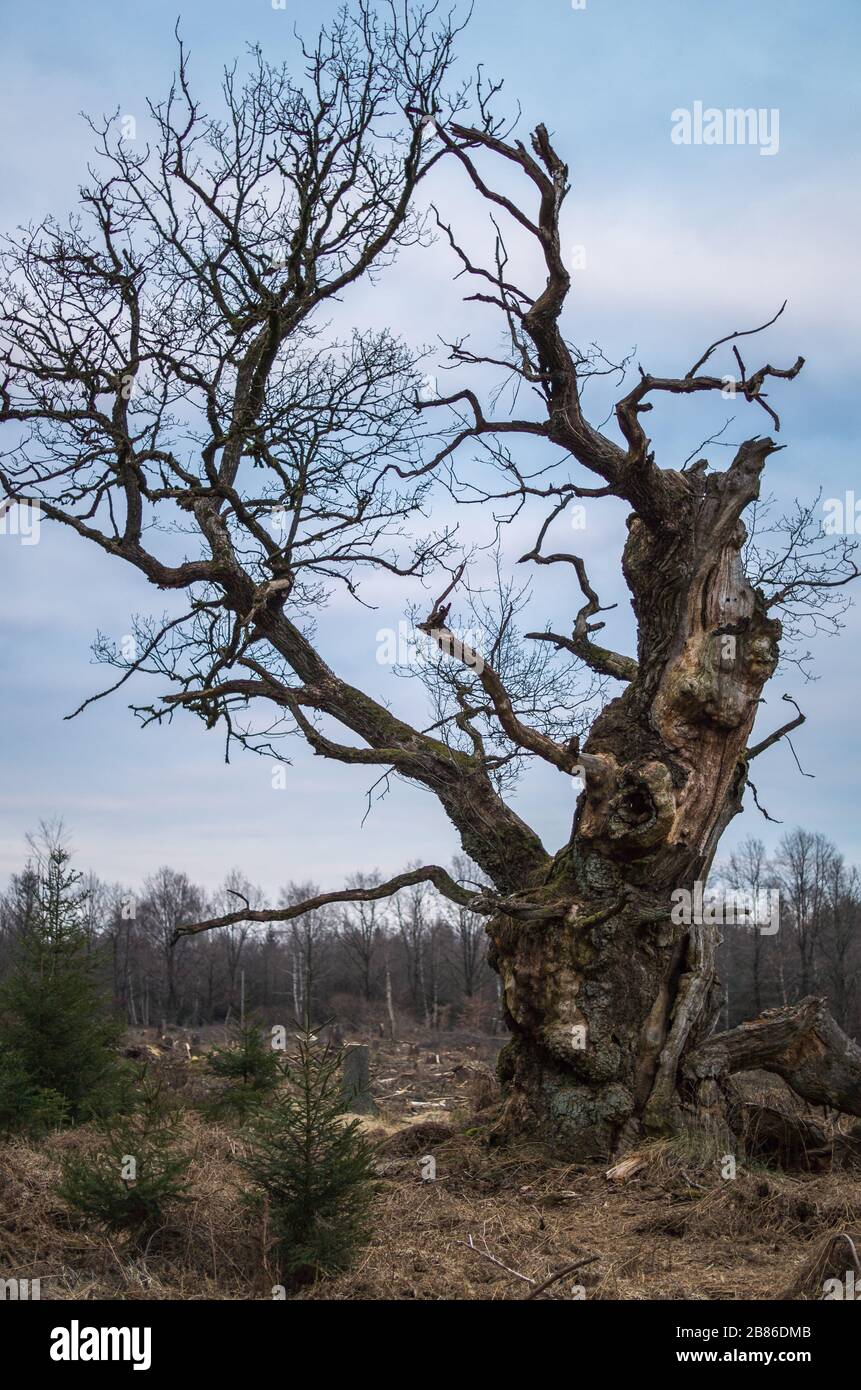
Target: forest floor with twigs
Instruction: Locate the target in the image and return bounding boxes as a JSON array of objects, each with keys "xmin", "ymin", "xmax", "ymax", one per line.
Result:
[{"xmin": 1, "ymin": 1029, "xmax": 859, "ymax": 1301}]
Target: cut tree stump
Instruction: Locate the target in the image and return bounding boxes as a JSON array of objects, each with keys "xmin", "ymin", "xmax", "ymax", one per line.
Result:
[{"xmin": 341, "ymin": 1043, "xmax": 378, "ymax": 1116}]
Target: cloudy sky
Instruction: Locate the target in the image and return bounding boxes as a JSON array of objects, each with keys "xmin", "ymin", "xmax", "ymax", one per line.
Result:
[{"xmin": 1, "ymin": 0, "xmax": 859, "ymax": 900}]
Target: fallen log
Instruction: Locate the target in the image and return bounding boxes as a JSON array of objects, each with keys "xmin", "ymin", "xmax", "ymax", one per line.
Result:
[{"xmin": 684, "ymin": 997, "xmax": 861, "ymax": 1118}]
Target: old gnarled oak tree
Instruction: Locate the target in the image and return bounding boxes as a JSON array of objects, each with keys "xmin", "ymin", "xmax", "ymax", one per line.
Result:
[{"xmin": 2, "ymin": 3, "xmax": 859, "ymax": 1158}]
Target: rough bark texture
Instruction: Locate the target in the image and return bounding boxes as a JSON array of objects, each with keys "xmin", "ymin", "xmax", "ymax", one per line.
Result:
[
  {"xmin": 488, "ymin": 449, "xmax": 791, "ymax": 1158},
  {"xmin": 685, "ymin": 997, "xmax": 861, "ymax": 1117}
]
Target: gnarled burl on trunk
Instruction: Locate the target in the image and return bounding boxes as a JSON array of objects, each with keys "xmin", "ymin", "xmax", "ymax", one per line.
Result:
[{"xmin": 486, "ymin": 445, "xmax": 805, "ymax": 1155}]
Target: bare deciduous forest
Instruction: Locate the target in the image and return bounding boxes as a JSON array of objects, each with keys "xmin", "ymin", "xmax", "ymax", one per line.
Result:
[
  {"xmin": 3, "ymin": 829, "xmax": 860, "ymax": 1039},
  {"xmin": 0, "ymin": 0, "xmax": 859, "ymax": 1345}
]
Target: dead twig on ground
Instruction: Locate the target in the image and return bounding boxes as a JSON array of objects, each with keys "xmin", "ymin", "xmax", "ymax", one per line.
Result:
[{"xmin": 525, "ymin": 1254, "xmax": 600, "ymax": 1300}]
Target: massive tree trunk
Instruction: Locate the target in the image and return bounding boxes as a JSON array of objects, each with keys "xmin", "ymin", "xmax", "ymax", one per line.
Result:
[{"xmin": 485, "ymin": 449, "xmax": 851, "ymax": 1158}]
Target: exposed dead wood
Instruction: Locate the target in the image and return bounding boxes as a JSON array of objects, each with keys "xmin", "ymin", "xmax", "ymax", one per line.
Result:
[
  {"xmin": 606, "ymin": 1154, "xmax": 649, "ymax": 1183},
  {"xmin": 460, "ymin": 1235, "xmax": 599, "ymax": 1300},
  {"xmin": 460, "ymin": 1236, "xmax": 535, "ymax": 1289},
  {"xmin": 524, "ymin": 1254, "xmax": 600, "ymax": 1300},
  {"xmin": 684, "ymin": 997, "xmax": 861, "ymax": 1119}
]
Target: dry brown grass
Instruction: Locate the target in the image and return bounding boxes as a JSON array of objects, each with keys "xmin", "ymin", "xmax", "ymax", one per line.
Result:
[
  {"xmin": 0, "ymin": 1112, "xmax": 260, "ymax": 1300},
  {"xmin": 1, "ymin": 1034, "xmax": 859, "ymax": 1301},
  {"xmin": 297, "ymin": 1129, "xmax": 861, "ymax": 1302}
]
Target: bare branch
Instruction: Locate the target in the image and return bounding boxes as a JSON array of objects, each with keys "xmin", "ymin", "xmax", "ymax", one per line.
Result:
[
  {"xmin": 174, "ymin": 864, "xmax": 487, "ymax": 940},
  {"xmin": 520, "ymin": 516, "xmax": 637, "ymax": 682},
  {"xmin": 746, "ymin": 693, "xmax": 806, "ymax": 761}
]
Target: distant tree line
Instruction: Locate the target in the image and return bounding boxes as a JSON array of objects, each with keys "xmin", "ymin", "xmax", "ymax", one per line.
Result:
[
  {"xmin": 1, "ymin": 824, "xmax": 858, "ymax": 1042},
  {"xmin": 0, "ymin": 829, "xmax": 498, "ymax": 1035},
  {"xmin": 715, "ymin": 830, "xmax": 861, "ymax": 1037}
]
